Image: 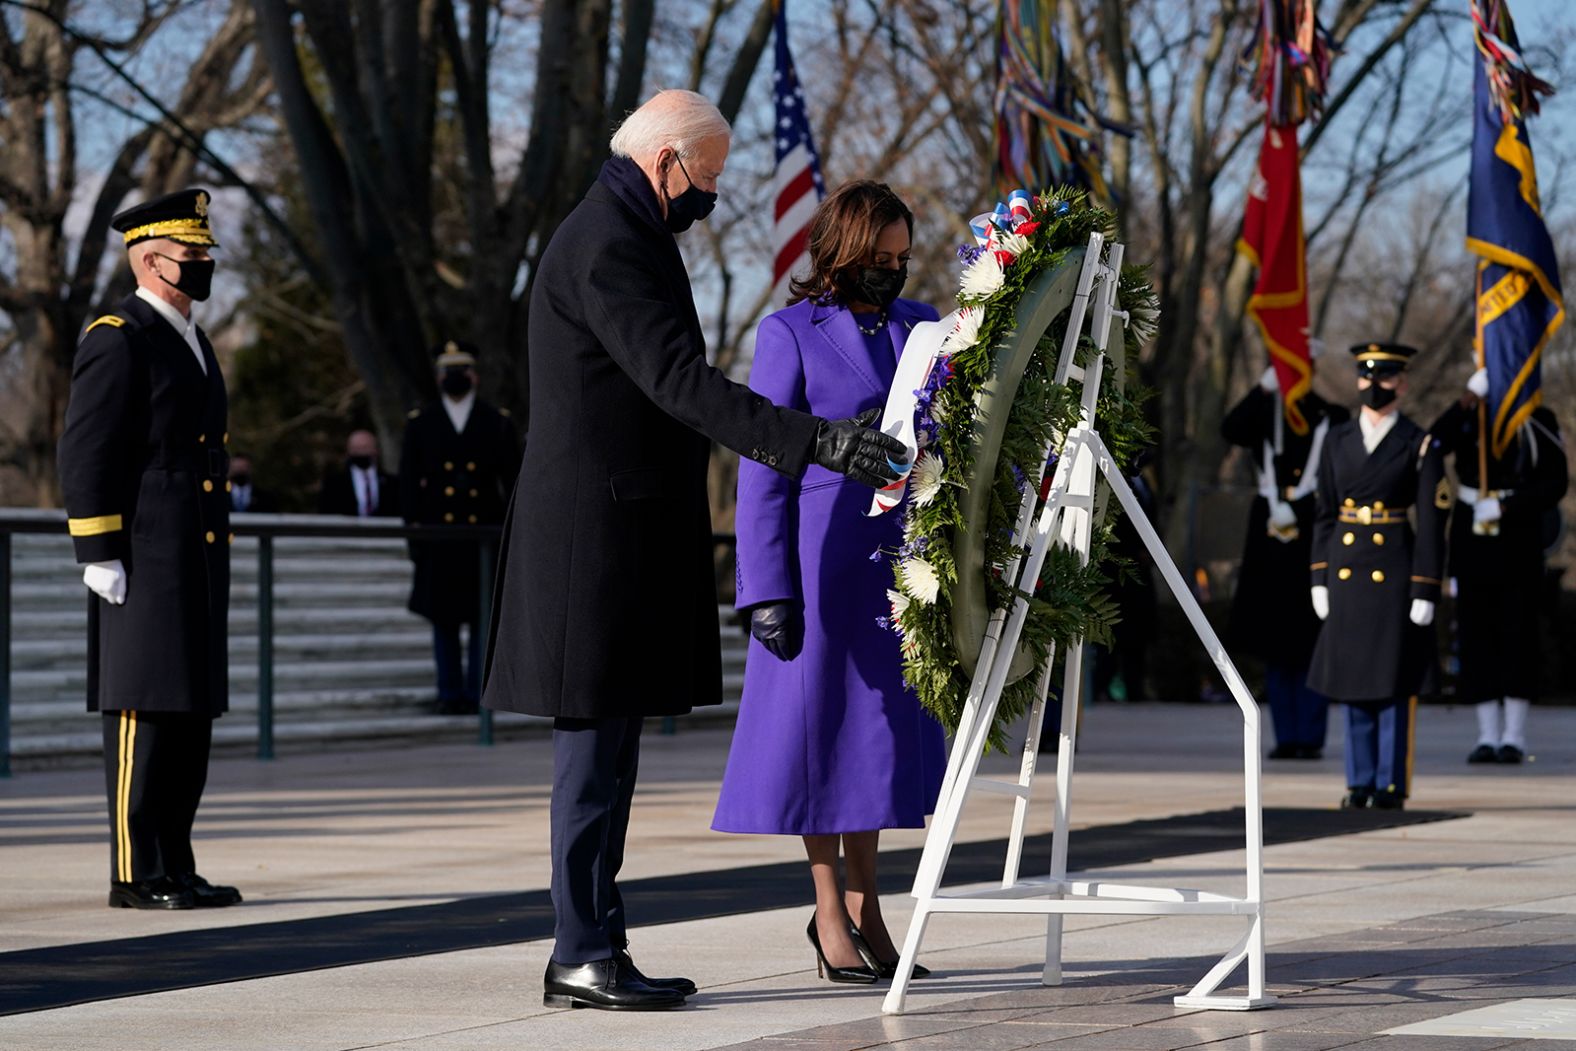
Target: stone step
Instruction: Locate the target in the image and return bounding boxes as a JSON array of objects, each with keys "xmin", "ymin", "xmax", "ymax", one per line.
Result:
[
  {"xmin": 8, "ymin": 669, "xmax": 750, "ymax": 722},
  {"xmin": 12, "ymin": 700, "xmax": 741, "ymax": 761}
]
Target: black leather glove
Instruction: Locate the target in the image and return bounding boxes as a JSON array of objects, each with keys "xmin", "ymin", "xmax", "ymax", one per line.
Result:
[
  {"xmin": 813, "ymin": 407, "xmax": 909, "ymax": 489},
  {"xmin": 749, "ymin": 601, "xmax": 804, "ymax": 662}
]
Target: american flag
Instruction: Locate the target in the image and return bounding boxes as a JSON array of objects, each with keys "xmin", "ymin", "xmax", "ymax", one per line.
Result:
[{"xmin": 771, "ymin": 0, "xmax": 825, "ymax": 307}]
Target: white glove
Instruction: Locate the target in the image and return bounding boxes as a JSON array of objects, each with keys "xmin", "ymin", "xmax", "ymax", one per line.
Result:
[
  {"xmin": 1259, "ymin": 366, "xmax": 1278, "ymax": 392},
  {"xmin": 1473, "ymin": 495, "xmax": 1502, "ymax": 525},
  {"xmin": 1310, "ymin": 585, "xmax": 1329, "ymax": 620},
  {"xmin": 1267, "ymin": 500, "xmax": 1298, "ymax": 542},
  {"xmin": 83, "ymin": 560, "xmax": 127, "ymax": 606},
  {"xmin": 1467, "ymin": 367, "xmax": 1489, "ymax": 398},
  {"xmin": 1409, "ymin": 598, "xmax": 1435, "ymax": 627}
]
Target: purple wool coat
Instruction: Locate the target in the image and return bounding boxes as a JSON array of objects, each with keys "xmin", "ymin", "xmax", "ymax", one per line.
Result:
[{"xmin": 712, "ymin": 296, "xmax": 947, "ymax": 835}]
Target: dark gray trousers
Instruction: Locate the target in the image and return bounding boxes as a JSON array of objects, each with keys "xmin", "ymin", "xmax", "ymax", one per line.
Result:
[{"xmin": 549, "ymin": 715, "xmax": 643, "ymax": 964}]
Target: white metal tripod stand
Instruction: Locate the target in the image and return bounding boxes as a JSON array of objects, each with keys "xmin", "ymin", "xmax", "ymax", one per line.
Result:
[{"xmin": 883, "ymin": 234, "xmax": 1276, "ymax": 1015}]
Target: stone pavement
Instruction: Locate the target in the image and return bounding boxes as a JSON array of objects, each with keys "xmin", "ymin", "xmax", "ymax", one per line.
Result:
[{"xmin": 3, "ymin": 700, "xmax": 1576, "ymax": 1050}]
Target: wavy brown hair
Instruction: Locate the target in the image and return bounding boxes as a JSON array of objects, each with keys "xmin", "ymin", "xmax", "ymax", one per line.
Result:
[{"xmin": 786, "ymin": 180, "xmax": 914, "ymax": 307}]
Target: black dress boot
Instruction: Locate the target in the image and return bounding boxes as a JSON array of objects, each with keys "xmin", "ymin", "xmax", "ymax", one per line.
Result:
[
  {"xmin": 542, "ymin": 957, "xmax": 686, "ymax": 1010},
  {"xmin": 172, "ymin": 872, "xmax": 243, "ymax": 907}
]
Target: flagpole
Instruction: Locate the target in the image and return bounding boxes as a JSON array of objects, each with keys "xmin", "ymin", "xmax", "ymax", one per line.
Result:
[{"xmin": 1474, "ymin": 262, "xmax": 1489, "ymax": 495}]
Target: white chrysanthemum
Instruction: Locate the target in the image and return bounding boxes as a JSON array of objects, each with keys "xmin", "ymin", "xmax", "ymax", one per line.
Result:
[
  {"xmin": 887, "ymin": 588, "xmax": 910, "ymax": 619},
  {"xmin": 909, "ymin": 451, "xmax": 946, "ymax": 507},
  {"xmin": 960, "ymin": 251, "xmax": 1004, "ymax": 298},
  {"xmin": 1127, "ymin": 299, "xmax": 1159, "ymax": 345},
  {"xmin": 900, "ymin": 557, "xmax": 941, "ymax": 605},
  {"xmin": 941, "ymin": 308, "xmax": 982, "ymax": 354},
  {"xmin": 996, "ymin": 231, "xmax": 1030, "ymax": 258}
]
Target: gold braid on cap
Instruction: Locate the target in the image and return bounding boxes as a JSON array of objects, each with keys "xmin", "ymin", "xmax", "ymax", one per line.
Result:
[{"xmin": 121, "ymin": 219, "xmax": 216, "ymax": 245}]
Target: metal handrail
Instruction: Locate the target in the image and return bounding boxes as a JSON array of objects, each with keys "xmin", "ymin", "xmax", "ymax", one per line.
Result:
[{"xmin": 0, "ymin": 509, "xmax": 738, "ymax": 775}]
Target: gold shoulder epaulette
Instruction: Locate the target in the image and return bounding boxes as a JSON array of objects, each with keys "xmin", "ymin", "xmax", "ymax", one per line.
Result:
[
  {"xmin": 407, "ymin": 409, "xmax": 421, "ymax": 419},
  {"xmin": 84, "ymin": 316, "xmax": 126, "ymax": 336}
]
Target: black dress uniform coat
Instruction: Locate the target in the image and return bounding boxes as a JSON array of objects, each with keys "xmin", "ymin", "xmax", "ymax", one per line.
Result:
[
  {"xmin": 399, "ymin": 401, "xmax": 520, "ymax": 626},
  {"xmin": 58, "ymin": 294, "xmax": 230, "ymax": 714},
  {"xmin": 1223, "ymin": 387, "xmax": 1350, "ymax": 667},
  {"xmin": 1307, "ymin": 413, "xmax": 1447, "ymax": 702},
  {"xmin": 1429, "ymin": 402, "xmax": 1567, "ymax": 702},
  {"xmin": 482, "ymin": 158, "xmax": 821, "ymax": 720}
]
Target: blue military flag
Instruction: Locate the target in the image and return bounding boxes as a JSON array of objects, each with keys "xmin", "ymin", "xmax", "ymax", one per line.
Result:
[{"xmin": 1466, "ymin": 1, "xmax": 1562, "ymax": 459}]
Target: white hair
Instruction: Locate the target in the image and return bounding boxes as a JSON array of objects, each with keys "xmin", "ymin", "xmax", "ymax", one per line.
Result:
[{"xmin": 609, "ymin": 89, "xmax": 731, "ymax": 161}]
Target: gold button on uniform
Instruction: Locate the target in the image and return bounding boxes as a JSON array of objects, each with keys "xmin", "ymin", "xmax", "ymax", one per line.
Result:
[
  {"xmin": 203, "ymin": 480, "xmax": 214, "ymax": 492},
  {"xmin": 1338, "ymin": 568, "xmax": 1352, "ymax": 580},
  {"xmin": 1342, "ymin": 532, "xmax": 1355, "ymax": 546},
  {"xmin": 466, "ymin": 462, "xmax": 476, "ymax": 471},
  {"xmin": 205, "ymin": 531, "xmax": 215, "ymax": 544},
  {"xmin": 1372, "ymin": 532, "xmax": 1385, "ymax": 545},
  {"xmin": 1373, "ymin": 501, "xmax": 1385, "ymax": 511},
  {"xmin": 227, "ymin": 533, "xmax": 235, "ymax": 544},
  {"xmin": 1371, "ymin": 570, "xmax": 1385, "ymax": 583},
  {"xmin": 225, "ymin": 481, "xmax": 233, "ymax": 493},
  {"xmin": 469, "ymin": 488, "xmax": 478, "ymax": 497},
  {"xmin": 222, "ymin": 432, "xmax": 229, "ymax": 444},
  {"xmin": 1344, "ymin": 498, "xmax": 1355, "ymax": 508},
  {"xmin": 444, "ymin": 486, "xmax": 455, "ymax": 496},
  {"xmin": 444, "ymin": 461, "xmax": 454, "ymax": 471},
  {"xmin": 468, "ymin": 514, "xmax": 477, "ymax": 524},
  {"xmin": 198, "ymin": 433, "xmax": 206, "ymax": 443},
  {"xmin": 443, "ymin": 512, "xmax": 454, "ymax": 523}
]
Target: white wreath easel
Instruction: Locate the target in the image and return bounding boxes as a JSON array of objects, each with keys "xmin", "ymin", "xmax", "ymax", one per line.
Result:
[{"xmin": 884, "ymin": 233, "xmax": 1276, "ymax": 1015}]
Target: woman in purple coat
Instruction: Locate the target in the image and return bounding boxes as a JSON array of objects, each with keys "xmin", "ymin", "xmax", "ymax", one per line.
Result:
[{"xmin": 713, "ymin": 181, "xmax": 946, "ymax": 983}]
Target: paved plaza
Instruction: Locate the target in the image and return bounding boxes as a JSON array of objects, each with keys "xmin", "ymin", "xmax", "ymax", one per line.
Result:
[{"xmin": 4, "ymin": 700, "xmax": 1576, "ymax": 1050}]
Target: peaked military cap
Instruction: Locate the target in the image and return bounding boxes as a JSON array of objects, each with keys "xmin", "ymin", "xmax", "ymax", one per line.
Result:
[
  {"xmin": 433, "ymin": 340, "xmax": 478, "ymax": 368},
  {"xmin": 112, "ymin": 188, "xmax": 220, "ymax": 248},
  {"xmin": 1349, "ymin": 342, "xmax": 1417, "ymax": 377}
]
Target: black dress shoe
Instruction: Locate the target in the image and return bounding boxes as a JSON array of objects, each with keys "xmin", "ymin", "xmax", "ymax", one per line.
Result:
[
  {"xmin": 1340, "ymin": 789, "xmax": 1372, "ymax": 810},
  {"xmin": 1496, "ymin": 744, "xmax": 1525, "ymax": 764},
  {"xmin": 849, "ymin": 922, "xmax": 930, "ymax": 979},
  {"xmin": 1371, "ymin": 787, "xmax": 1405, "ymax": 810},
  {"xmin": 172, "ymin": 872, "xmax": 242, "ymax": 907},
  {"xmin": 1468, "ymin": 743, "xmax": 1498, "ymax": 764},
  {"xmin": 1267, "ymin": 744, "xmax": 1299, "ymax": 760},
  {"xmin": 616, "ymin": 949, "xmax": 696, "ymax": 996},
  {"xmin": 1294, "ymin": 747, "xmax": 1323, "ymax": 760},
  {"xmin": 108, "ymin": 876, "xmax": 194, "ymax": 910},
  {"xmin": 542, "ymin": 958, "xmax": 685, "ymax": 1010}
]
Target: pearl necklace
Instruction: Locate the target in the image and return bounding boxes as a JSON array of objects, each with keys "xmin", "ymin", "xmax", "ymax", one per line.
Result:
[{"xmin": 854, "ymin": 310, "xmax": 887, "ymax": 336}]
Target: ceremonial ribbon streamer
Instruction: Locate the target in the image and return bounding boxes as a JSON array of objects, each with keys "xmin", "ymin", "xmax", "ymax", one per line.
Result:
[{"xmin": 992, "ymin": 0, "xmax": 1129, "ymax": 201}]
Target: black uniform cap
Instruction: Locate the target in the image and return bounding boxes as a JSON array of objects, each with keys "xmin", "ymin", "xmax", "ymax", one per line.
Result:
[
  {"xmin": 1349, "ymin": 342, "xmax": 1417, "ymax": 378},
  {"xmin": 433, "ymin": 340, "xmax": 478, "ymax": 368},
  {"xmin": 111, "ymin": 188, "xmax": 219, "ymax": 248}
]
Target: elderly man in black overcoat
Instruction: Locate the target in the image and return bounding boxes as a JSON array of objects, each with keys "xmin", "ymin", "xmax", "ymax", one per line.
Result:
[
  {"xmin": 58, "ymin": 188, "xmax": 242, "ymax": 911},
  {"xmin": 482, "ymin": 89, "xmax": 907, "ymax": 1011}
]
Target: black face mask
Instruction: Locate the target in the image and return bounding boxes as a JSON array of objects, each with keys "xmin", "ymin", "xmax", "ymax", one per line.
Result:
[
  {"xmin": 1360, "ymin": 382, "xmax": 1398, "ymax": 410},
  {"xmin": 846, "ymin": 264, "xmax": 908, "ymax": 309},
  {"xmin": 231, "ymin": 472, "xmax": 252, "ymax": 487},
  {"xmin": 154, "ymin": 253, "xmax": 215, "ymax": 302},
  {"xmin": 441, "ymin": 370, "xmax": 473, "ymax": 398},
  {"xmin": 662, "ymin": 155, "xmax": 717, "ymax": 233},
  {"xmin": 348, "ymin": 455, "xmax": 374, "ymax": 470}
]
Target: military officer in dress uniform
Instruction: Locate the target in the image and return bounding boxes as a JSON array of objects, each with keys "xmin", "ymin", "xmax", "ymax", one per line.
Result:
[
  {"xmin": 1307, "ymin": 343, "xmax": 1447, "ymax": 809},
  {"xmin": 1223, "ymin": 358, "xmax": 1349, "ymax": 759},
  {"xmin": 57, "ymin": 188, "xmax": 242, "ymax": 909},
  {"xmin": 1429, "ymin": 369, "xmax": 1567, "ymax": 764},
  {"xmin": 399, "ymin": 342, "xmax": 521, "ymax": 714}
]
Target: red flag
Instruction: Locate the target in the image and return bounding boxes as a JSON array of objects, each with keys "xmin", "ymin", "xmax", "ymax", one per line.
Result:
[{"xmin": 1238, "ymin": 119, "xmax": 1313, "ymax": 434}]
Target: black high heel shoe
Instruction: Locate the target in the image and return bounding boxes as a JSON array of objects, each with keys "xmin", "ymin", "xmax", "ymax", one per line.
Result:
[
  {"xmin": 849, "ymin": 922, "xmax": 931, "ymax": 979},
  {"xmin": 806, "ymin": 915, "xmax": 877, "ymax": 984}
]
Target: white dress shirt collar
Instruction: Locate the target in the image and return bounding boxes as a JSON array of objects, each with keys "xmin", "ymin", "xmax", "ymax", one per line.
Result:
[
  {"xmin": 1358, "ymin": 409, "xmax": 1399, "ymax": 454},
  {"xmin": 443, "ymin": 391, "xmax": 475, "ymax": 434},
  {"xmin": 135, "ymin": 286, "xmax": 207, "ymax": 375}
]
